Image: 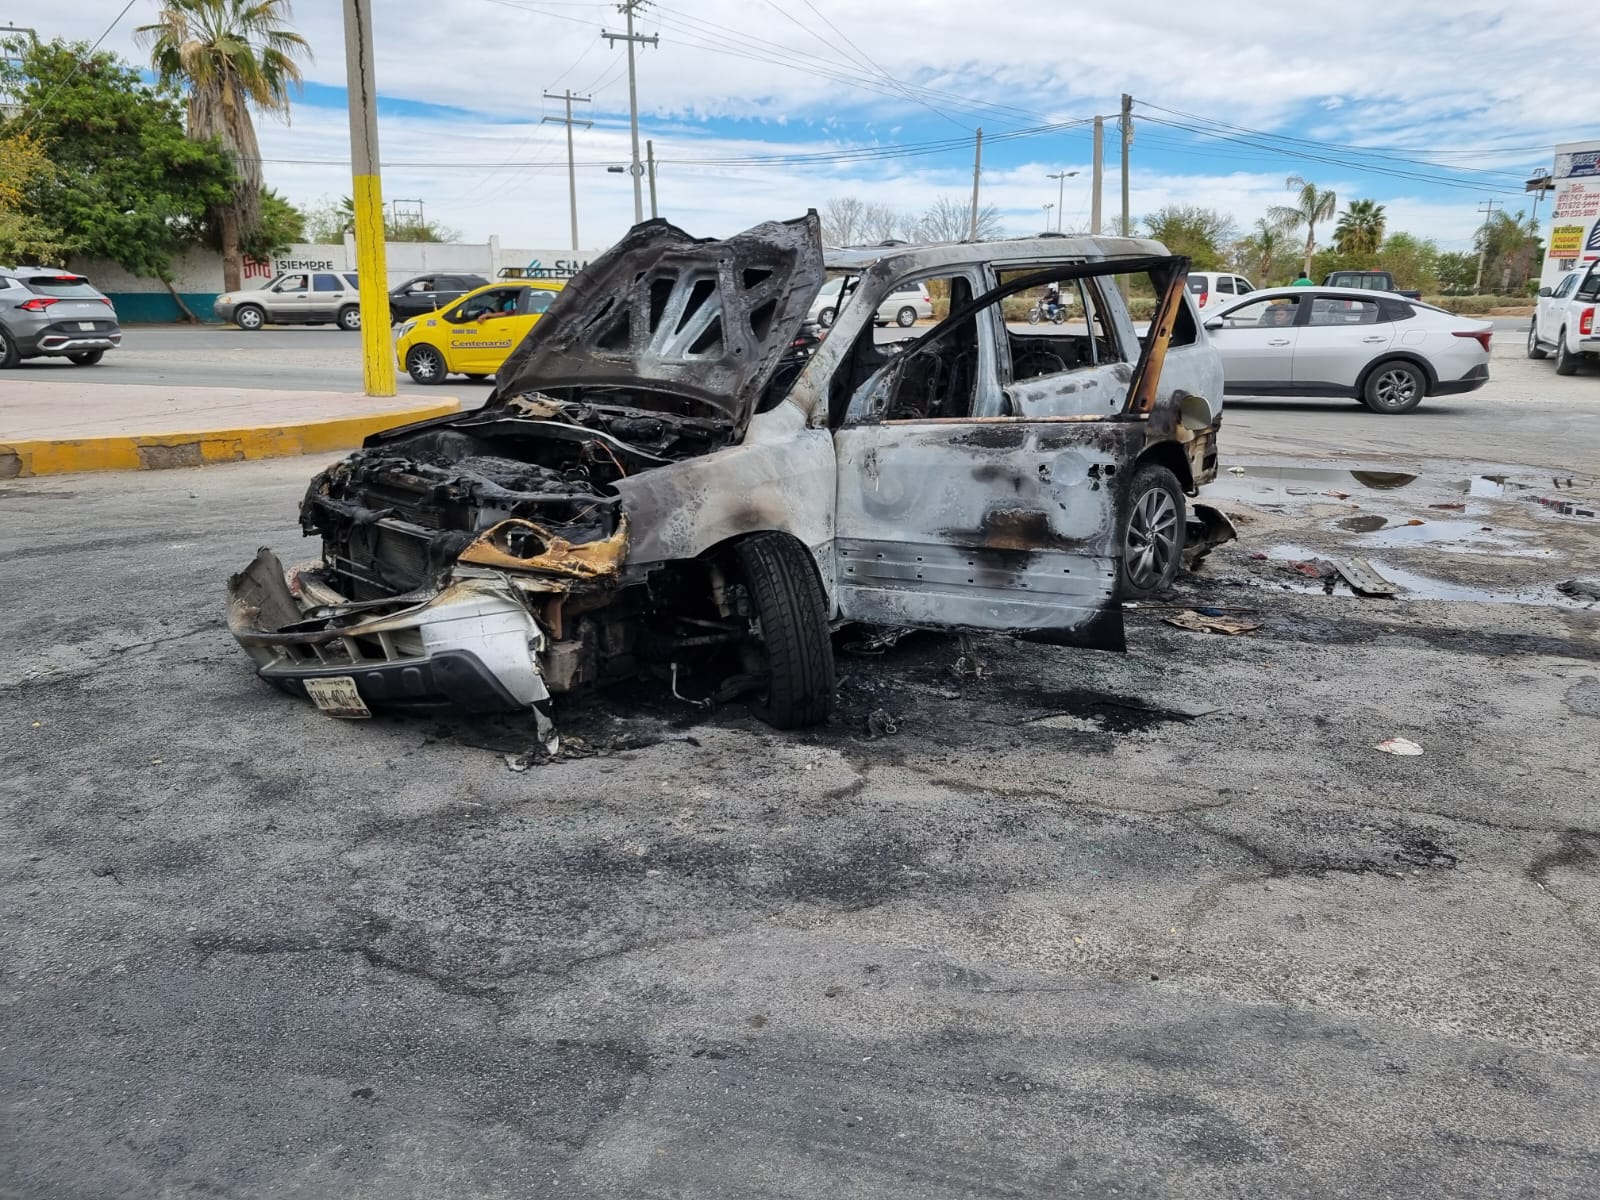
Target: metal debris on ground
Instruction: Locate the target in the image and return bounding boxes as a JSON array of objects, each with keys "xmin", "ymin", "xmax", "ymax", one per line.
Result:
[
  {"xmin": 1289, "ymin": 560, "xmax": 1330, "ymax": 578},
  {"xmin": 1375, "ymin": 737, "xmax": 1425, "ymax": 756},
  {"xmin": 951, "ymin": 634, "xmax": 987, "ymax": 679},
  {"xmin": 843, "ymin": 626, "xmax": 912, "ymax": 655},
  {"xmin": 1322, "ymin": 555, "xmax": 1399, "ymax": 597},
  {"xmin": 1163, "ymin": 610, "xmax": 1261, "ymax": 636},
  {"xmin": 866, "ymin": 709, "xmax": 899, "ymax": 738},
  {"xmin": 1429, "ymin": 502, "xmax": 1466, "ymax": 510}
]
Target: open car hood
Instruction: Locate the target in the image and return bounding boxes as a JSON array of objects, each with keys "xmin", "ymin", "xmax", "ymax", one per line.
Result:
[{"xmin": 491, "ymin": 213, "xmax": 825, "ymax": 425}]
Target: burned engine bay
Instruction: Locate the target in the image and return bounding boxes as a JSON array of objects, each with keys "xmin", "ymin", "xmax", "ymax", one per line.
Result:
[{"xmin": 227, "ymin": 212, "xmax": 830, "ymax": 721}]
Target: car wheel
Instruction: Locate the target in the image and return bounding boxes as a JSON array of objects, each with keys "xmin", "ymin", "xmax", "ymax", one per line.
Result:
[
  {"xmin": 67, "ymin": 350, "xmax": 104, "ymax": 366},
  {"xmin": 735, "ymin": 532, "xmax": 835, "ymax": 730},
  {"xmin": 338, "ymin": 305, "xmax": 361, "ymax": 331},
  {"xmin": 0, "ymin": 327, "xmax": 18, "ymax": 369},
  {"xmin": 234, "ymin": 304, "xmax": 265, "ymax": 331},
  {"xmin": 1118, "ymin": 464, "xmax": 1186, "ymax": 599},
  {"xmin": 817, "ymin": 307, "xmax": 836, "ymax": 328},
  {"xmin": 1362, "ymin": 360, "xmax": 1425, "ymax": 414},
  {"xmin": 1526, "ymin": 322, "xmax": 1548, "ymax": 360},
  {"xmin": 1554, "ymin": 331, "xmax": 1579, "ymax": 376},
  {"xmin": 406, "ymin": 345, "xmax": 447, "ymax": 385},
  {"xmin": 896, "ymin": 306, "xmax": 917, "ymax": 328}
]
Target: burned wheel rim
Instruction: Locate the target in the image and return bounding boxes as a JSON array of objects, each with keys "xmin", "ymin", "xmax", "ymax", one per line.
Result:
[
  {"xmin": 407, "ymin": 346, "xmax": 445, "ymax": 383},
  {"xmin": 1123, "ymin": 487, "xmax": 1180, "ymax": 592},
  {"xmin": 1371, "ymin": 366, "xmax": 1419, "ymax": 409}
]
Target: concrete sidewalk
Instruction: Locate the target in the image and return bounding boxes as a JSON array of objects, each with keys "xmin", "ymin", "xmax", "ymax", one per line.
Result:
[{"xmin": 0, "ymin": 379, "xmax": 460, "ymax": 477}]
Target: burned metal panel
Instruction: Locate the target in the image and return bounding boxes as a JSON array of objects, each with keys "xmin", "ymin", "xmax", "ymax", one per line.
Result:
[
  {"xmin": 610, "ymin": 401, "xmax": 837, "ymax": 586},
  {"xmin": 1007, "ymin": 361, "xmax": 1133, "ymax": 419},
  {"xmin": 832, "ymin": 419, "xmax": 1133, "ymax": 646},
  {"xmin": 494, "ymin": 214, "xmax": 826, "ymax": 426}
]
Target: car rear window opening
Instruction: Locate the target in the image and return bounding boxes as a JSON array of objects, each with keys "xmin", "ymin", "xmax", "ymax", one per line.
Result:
[{"xmin": 25, "ymin": 275, "xmax": 101, "ymax": 298}]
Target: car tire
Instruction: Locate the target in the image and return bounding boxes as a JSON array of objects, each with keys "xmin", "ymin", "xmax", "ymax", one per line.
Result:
[
  {"xmin": 1118, "ymin": 464, "xmax": 1186, "ymax": 599},
  {"xmin": 67, "ymin": 350, "xmax": 104, "ymax": 366},
  {"xmin": 406, "ymin": 345, "xmax": 447, "ymax": 385},
  {"xmin": 233, "ymin": 305, "xmax": 265, "ymax": 331},
  {"xmin": 1527, "ymin": 322, "xmax": 1548, "ymax": 360},
  {"xmin": 1554, "ymin": 331, "xmax": 1579, "ymax": 376},
  {"xmin": 817, "ymin": 307, "xmax": 836, "ymax": 328},
  {"xmin": 736, "ymin": 532, "xmax": 835, "ymax": 730},
  {"xmin": 338, "ymin": 306, "xmax": 361, "ymax": 331},
  {"xmin": 0, "ymin": 326, "xmax": 18, "ymax": 369},
  {"xmin": 896, "ymin": 306, "xmax": 917, "ymax": 328},
  {"xmin": 1362, "ymin": 360, "xmax": 1425, "ymax": 414}
]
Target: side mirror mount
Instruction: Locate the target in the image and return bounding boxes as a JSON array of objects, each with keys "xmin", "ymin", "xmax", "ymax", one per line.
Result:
[
  {"xmin": 1538, "ymin": 287, "xmax": 1553, "ymax": 298},
  {"xmin": 1203, "ymin": 317, "xmax": 1223, "ymax": 331}
]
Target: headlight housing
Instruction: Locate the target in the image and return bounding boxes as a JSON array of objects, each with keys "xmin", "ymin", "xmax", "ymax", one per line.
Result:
[{"xmin": 397, "ymin": 320, "xmax": 416, "ymax": 337}]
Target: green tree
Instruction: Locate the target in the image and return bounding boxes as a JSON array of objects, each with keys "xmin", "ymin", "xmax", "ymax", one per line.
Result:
[
  {"xmin": 301, "ymin": 195, "xmax": 457, "ymax": 244},
  {"xmin": 1141, "ymin": 205, "xmax": 1236, "ymax": 270},
  {"xmin": 1476, "ymin": 210, "xmax": 1540, "ymax": 294},
  {"xmin": 1267, "ymin": 174, "xmax": 1338, "ymax": 277},
  {"xmin": 138, "ymin": 0, "xmax": 311, "ymax": 292},
  {"xmin": 1435, "ymin": 250, "xmax": 1476, "ymax": 294},
  {"xmin": 0, "ymin": 132, "xmax": 67, "ymax": 264},
  {"xmin": 1333, "ymin": 198, "xmax": 1386, "ymax": 260},
  {"xmin": 1235, "ymin": 216, "xmax": 1285, "ymax": 280},
  {"xmin": 1373, "ymin": 232, "xmax": 1441, "ymax": 294},
  {"xmin": 0, "ymin": 37, "xmax": 236, "ymax": 315},
  {"xmin": 238, "ymin": 186, "xmax": 305, "ymax": 259}
]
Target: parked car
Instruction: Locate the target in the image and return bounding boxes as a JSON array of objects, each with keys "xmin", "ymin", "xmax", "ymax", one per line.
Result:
[
  {"xmin": 0, "ymin": 269, "xmax": 121, "ymax": 367},
  {"xmin": 1320, "ymin": 270, "xmax": 1422, "ymax": 301},
  {"xmin": 809, "ymin": 276, "xmax": 935, "ymax": 328},
  {"xmin": 1186, "ymin": 271, "xmax": 1256, "ymax": 314},
  {"xmin": 1528, "ymin": 259, "xmax": 1600, "ymax": 375},
  {"xmin": 214, "ymin": 271, "xmax": 363, "ymax": 330},
  {"xmin": 1205, "ymin": 286, "xmax": 1491, "ymax": 413},
  {"xmin": 228, "ymin": 216, "xmax": 1232, "ymax": 734},
  {"xmin": 394, "ymin": 279, "xmax": 565, "ymax": 384},
  {"xmin": 388, "ymin": 273, "xmax": 490, "ymax": 324}
]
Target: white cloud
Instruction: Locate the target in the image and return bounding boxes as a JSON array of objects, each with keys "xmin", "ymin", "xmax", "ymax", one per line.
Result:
[{"xmin": 28, "ymin": 0, "xmax": 1586, "ymax": 249}]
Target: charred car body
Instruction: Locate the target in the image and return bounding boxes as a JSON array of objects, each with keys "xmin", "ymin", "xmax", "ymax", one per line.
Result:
[{"xmin": 229, "ymin": 213, "xmax": 1230, "ymax": 730}]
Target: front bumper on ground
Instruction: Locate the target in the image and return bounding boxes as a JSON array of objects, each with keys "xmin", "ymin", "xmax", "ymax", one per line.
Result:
[{"xmin": 227, "ymin": 549, "xmax": 549, "ymax": 716}]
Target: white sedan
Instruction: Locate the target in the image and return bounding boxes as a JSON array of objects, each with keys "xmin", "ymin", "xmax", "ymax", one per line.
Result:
[{"xmin": 1203, "ymin": 286, "xmax": 1492, "ymax": 414}]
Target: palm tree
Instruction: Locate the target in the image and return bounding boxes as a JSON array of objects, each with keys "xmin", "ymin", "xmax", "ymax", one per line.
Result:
[
  {"xmin": 1246, "ymin": 217, "xmax": 1283, "ymax": 280},
  {"xmin": 138, "ymin": 1, "xmax": 311, "ymax": 291},
  {"xmin": 1334, "ymin": 199, "xmax": 1387, "ymax": 259},
  {"xmin": 1267, "ymin": 174, "xmax": 1338, "ymax": 277}
]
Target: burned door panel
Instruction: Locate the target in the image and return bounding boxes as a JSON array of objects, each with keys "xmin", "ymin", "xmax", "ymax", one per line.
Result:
[{"xmin": 833, "ymin": 420, "xmax": 1130, "ymax": 646}]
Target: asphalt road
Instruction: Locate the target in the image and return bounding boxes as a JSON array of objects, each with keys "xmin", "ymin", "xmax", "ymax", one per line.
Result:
[{"xmin": 4, "ymin": 439, "xmax": 1599, "ymax": 1195}]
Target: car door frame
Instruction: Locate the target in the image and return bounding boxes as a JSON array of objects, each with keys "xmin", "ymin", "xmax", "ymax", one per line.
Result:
[
  {"xmin": 265, "ymin": 273, "xmax": 312, "ymax": 322},
  {"xmin": 1292, "ymin": 293, "xmax": 1394, "ymax": 392},
  {"xmin": 829, "ymin": 255, "xmax": 1193, "ymax": 649},
  {"xmin": 309, "ymin": 272, "xmax": 347, "ymax": 321},
  {"xmin": 1208, "ymin": 293, "xmax": 1306, "ymax": 393}
]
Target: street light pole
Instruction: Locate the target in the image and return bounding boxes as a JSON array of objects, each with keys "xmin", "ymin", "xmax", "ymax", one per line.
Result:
[
  {"xmin": 1046, "ymin": 169, "xmax": 1079, "ymax": 233},
  {"xmin": 1043, "ymin": 202, "xmax": 1054, "ymax": 232},
  {"xmin": 341, "ymin": 0, "xmax": 393, "ymax": 397},
  {"xmin": 603, "ymin": 1, "xmax": 657, "ymax": 225}
]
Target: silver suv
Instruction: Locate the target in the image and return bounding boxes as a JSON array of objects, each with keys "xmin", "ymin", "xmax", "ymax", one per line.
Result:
[
  {"xmin": 0, "ymin": 270, "xmax": 122, "ymax": 367},
  {"xmin": 214, "ymin": 271, "xmax": 363, "ymax": 331}
]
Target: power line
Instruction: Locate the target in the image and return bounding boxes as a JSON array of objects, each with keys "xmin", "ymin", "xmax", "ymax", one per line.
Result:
[{"xmin": 17, "ymin": 0, "xmax": 140, "ymax": 134}]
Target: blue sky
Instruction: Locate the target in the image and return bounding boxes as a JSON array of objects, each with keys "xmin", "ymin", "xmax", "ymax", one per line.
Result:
[{"xmin": 37, "ymin": 0, "xmax": 1592, "ymax": 251}]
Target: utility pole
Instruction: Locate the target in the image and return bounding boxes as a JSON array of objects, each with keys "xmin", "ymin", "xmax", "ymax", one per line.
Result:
[
  {"xmin": 603, "ymin": 1, "xmax": 657, "ymax": 225},
  {"xmin": 342, "ymin": 0, "xmax": 393, "ymax": 397},
  {"xmin": 968, "ymin": 127, "xmax": 983, "ymax": 240},
  {"xmin": 646, "ymin": 138, "xmax": 658, "ymax": 219},
  {"xmin": 542, "ymin": 90, "xmax": 592, "ymax": 251},
  {"xmin": 1119, "ymin": 93, "xmax": 1133, "ymax": 238},
  {"xmin": 1047, "ymin": 169, "xmax": 1079, "ymax": 233},
  {"xmin": 1090, "ymin": 116, "xmax": 1104, "ymax": 235},
  {"xmin": 1472, "ymin": 197, "xmax": 1502, "ymax": 293}
]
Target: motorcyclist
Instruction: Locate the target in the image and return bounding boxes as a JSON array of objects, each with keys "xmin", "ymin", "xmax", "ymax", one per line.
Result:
[{"xmin": 1043, "ymin": 283, "xmax": 1063, "ymax": 321}]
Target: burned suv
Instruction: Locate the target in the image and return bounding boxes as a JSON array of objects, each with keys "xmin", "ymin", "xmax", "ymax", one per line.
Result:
[{"xmin": 229, "ymin": 214, "xmax": 1229, "ymax": 731}]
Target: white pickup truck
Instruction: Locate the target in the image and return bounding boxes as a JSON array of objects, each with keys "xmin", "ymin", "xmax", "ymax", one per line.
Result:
[{"xmin": 1529, "ymin": 259, "xmax": 1600, "ymax": 374}]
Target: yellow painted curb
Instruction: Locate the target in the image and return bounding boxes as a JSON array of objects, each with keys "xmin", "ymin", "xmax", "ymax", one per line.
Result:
[{"xmin": 0, "ymin": 400, "xmax": 460, "ymax": 479}]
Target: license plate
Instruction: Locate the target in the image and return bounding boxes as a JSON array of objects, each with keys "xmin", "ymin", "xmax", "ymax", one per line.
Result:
[
  {"xmin": 303, "ymin": 675, "xmax": 371, "ymax": 719},
  {"xmin": 78, "ymin": 321, "xmax": 96, "ymax": 331}
]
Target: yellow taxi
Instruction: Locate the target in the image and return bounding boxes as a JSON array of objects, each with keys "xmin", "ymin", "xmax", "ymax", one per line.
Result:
[{"xmin": 394, "ymin": 278, "xmax": 565, "ymax": 384}]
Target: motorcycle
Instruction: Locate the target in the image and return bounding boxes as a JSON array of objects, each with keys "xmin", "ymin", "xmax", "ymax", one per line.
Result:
[{"xmin": 1026, "ymin": 299, "xmax": 1067, "ymax": 325}]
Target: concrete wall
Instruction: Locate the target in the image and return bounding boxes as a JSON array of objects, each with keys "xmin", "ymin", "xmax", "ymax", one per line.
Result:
[{"xmin": 69, "ymin": 239, "xmax": 607, "ymax": 323}]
